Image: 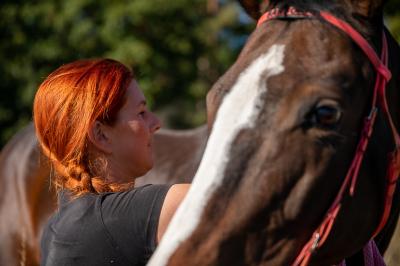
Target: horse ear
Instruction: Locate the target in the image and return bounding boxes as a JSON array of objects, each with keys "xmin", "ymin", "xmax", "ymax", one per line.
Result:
[
  {"xmin": 238, "ymin": 0, "xmax": 270, "ymax": 20},
  {"xmin": 347, "ymin": 0, "xmax": 387, "ymax": 19}
]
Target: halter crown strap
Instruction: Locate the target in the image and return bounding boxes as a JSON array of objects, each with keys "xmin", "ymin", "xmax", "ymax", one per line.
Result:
[
  {"xmin": 319, "ymin": 12, "xmax": 392, "ymax": 81},
  {"xmin": 257, "ymin": 7, "xmax": 399, "ymax": 266},
  {"xmin": 257, "ymin": 8, "xmax": 391, "ymax": 81}
]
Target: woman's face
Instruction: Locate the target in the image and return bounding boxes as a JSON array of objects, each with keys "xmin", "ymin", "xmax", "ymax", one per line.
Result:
[{"xmin": 106, "ymin": 80, "xmax": 161, "ymax": 180}]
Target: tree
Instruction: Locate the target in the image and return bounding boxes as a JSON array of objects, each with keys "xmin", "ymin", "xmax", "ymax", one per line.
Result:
[
  {"xmin": 385, "ymin": 1, "xmax": 400, "ymax": 42},
  {"xmin": 0, "ymin": 0, "xmax": 251, "ymax": 147}
]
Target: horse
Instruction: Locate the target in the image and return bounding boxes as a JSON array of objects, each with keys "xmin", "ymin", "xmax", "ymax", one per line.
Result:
[
  {"xmin": 0, "ymin": 122, "xmax": 207, "ymax": 266},
  {"xmin": 149, "ymin": 0, "xmax": 400, "ymax": 265},
  {"xmin": 0, "ymin": 124, "xmax": 55, "ymax": 266}
]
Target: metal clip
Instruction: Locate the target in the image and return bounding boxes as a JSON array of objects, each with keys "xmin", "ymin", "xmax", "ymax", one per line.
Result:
[
  {"xmin": 311, "ymin": 233, "xmax": 321, "ymax": 252},
  {"xmin": 367, "ymin": 107, "xmax": 378, "ymax": 120}
]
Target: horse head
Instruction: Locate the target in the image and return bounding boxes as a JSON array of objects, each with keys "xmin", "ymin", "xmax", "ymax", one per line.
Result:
[{"xmin": 150, "ymin": 0, "xmax": 400, "ymax": 265}]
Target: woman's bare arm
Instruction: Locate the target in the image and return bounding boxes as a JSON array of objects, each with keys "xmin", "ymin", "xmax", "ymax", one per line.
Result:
[{"xmin": 157, "ymin": 184, "xmax": 190, "ymax": 243}]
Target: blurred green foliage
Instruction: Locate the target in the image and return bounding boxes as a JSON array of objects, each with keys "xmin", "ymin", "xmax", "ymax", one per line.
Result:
[
  {"xmin": 0, "ymin": 0, "xmax": 251, "ymax": 147},
  {"xmin": 0, "ymin": 0, "xmax": 399, "ymax": 148},
  {"xmin": 386, "ymin": 1, "xmax": 400, "ymax": 41}
]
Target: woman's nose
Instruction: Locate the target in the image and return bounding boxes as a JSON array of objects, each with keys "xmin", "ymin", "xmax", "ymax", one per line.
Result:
[{"xmin": 150, "ymin": 112, "xmax": 161, "ymax": 133}]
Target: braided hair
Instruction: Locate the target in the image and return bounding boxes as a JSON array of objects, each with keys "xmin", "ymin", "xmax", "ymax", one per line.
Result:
[{"xmin": 34, "ymin": 59, "xmax": 135, "ymax": 197}]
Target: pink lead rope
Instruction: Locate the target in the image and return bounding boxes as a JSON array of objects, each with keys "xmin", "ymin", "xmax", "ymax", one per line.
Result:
[{"xmin": 257, "ymin": 7, "xmax": 400, "ymax": 266}]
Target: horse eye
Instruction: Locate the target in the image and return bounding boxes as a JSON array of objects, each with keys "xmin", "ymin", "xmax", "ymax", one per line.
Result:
[
  {"xmin": 314, "ymin": 106, "xmax": 342, "ymax": 127},
  {"xmin": 307, "ymin": 103, "xmax": 342, "ymax": 129}
]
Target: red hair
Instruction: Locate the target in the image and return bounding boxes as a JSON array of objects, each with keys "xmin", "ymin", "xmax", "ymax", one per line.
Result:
[{"xmin": 33, "ymin": 59, "xmax": 134, "ymax": 197}]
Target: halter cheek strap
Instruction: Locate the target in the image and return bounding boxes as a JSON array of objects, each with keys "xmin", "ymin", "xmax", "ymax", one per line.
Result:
[{"xmin": 257, "ymin": 7, "xmax": 400, "ymax": 266}]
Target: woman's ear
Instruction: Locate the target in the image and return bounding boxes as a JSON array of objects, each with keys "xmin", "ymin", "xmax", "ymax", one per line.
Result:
[
  {"xmin": 87, "ymin": 121, "xmax": 113, "ymax": 154},
  {"xmin": 238, "ymin": 0, "xmax": 270, "ymax": 20}
]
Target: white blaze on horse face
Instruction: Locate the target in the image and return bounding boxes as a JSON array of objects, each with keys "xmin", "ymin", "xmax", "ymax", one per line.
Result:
[{"xmin": 148, "ymin": 44, "xmax": 286, "ymax": 266}]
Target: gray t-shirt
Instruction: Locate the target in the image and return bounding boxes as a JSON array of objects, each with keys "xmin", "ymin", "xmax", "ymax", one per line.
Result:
[{"xmin": 41, "ymin": 184, "xmax": 171, "ymax": 266}]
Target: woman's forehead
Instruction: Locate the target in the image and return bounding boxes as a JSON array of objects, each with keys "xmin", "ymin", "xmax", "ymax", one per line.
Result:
[{"xmin": 126, "ymin": 80, "xmax": 146, "ymax": 107}]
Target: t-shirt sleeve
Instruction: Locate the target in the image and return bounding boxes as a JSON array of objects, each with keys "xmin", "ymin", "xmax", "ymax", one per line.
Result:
[{"xmin": 99, "ymin": 184, "xmax": 172, "ymax": 264}]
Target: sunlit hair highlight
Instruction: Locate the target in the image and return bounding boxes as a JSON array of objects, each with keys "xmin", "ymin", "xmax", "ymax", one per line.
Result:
[{"xmin": 33, "ymin": 59, "xmax": 134, "ymax": 197}]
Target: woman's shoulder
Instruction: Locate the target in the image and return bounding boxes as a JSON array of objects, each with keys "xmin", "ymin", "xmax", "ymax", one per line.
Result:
[{"xmin": 100, "ymin": 184, "xmax": 173, "ymax": 207}]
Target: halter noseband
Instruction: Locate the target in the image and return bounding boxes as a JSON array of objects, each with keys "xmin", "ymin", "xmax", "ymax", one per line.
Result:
[{"xmin": 257, "ymin": 7, "xmax": 400, "ymax": 266}]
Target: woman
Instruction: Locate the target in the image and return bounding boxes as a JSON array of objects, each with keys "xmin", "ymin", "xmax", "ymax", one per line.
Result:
[{"xmin": 34, "ymin": 58, "xmax": 189, "ymax": 266}]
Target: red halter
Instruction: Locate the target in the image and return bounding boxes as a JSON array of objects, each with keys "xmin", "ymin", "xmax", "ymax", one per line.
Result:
[{"xmin": 257, "ymin": 7, "xmax": 400, "ymax": 266}]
